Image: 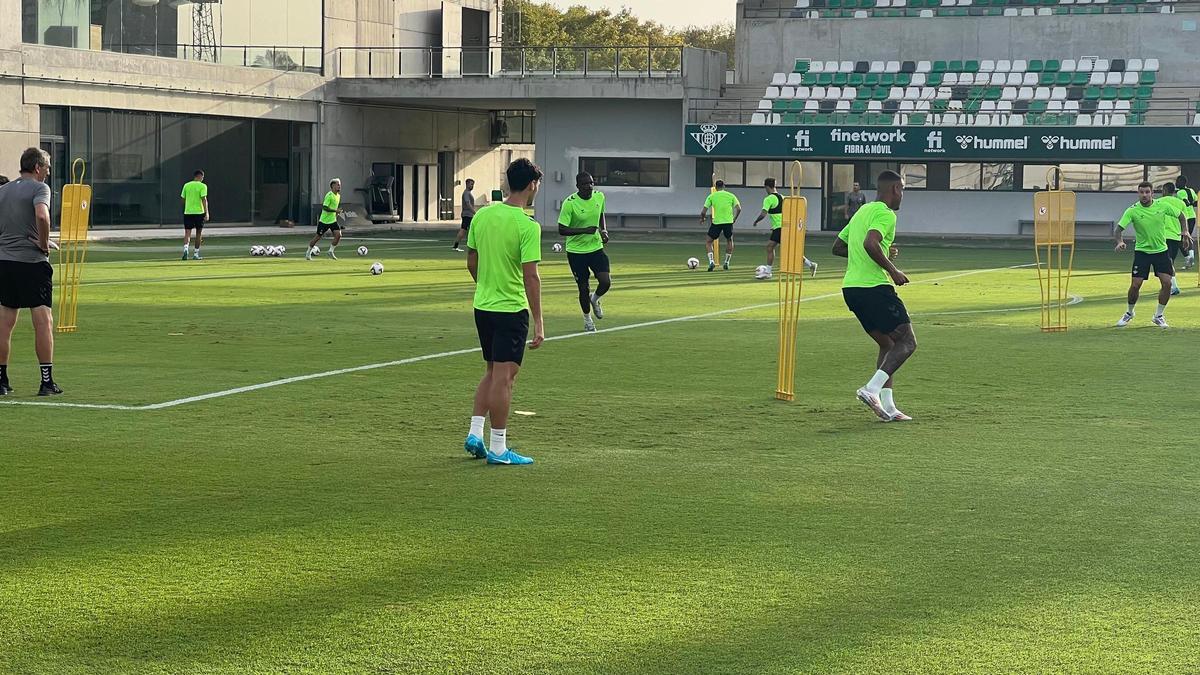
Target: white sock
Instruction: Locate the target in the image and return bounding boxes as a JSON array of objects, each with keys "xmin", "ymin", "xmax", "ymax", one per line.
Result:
[
  {"xmin": 194, "ymin": 247, "xmax": 200, "ymax": 255},
  {"xmin": 880, "ymin": 388, "xmax": 898, "ymax": 415},
  {"xmin": 1156, "ymin": 304, "xmax": 1167, "ymax": 318},
  {"xmin": 490, "ymin": 428, "xmax": 507, "ymax": 455},
  {"xmin": 583, "ymin": 312, "xmax": 592, "ymax": 321},
  {"xmin": 1171, "ymin": 277, "xmax": 1179, "ymax": 291},
  {"xmin": 864, "ymin": 370, "xmax": 889, "ymax": 395},
  {"xmin": 469, "ymin": 415, "xmax": 485, "ymax": 439},
  {"xmin": 724, "ymin": 253, "xmax": 732, "ymax": 264},
  {"xmin": 707, "ymin": 252, "xmax": 714, "ymax": 264},
  {"xmin": 330, "ymin": 244, "xmax": 337, "ymax": 251},
  {"xmin": 183, "ymin": 243, "xmax": 189, "ymax": 254},
  {"xmin": 1127, "ymin": 303, "xmax": 1136, "ymax": 314}
]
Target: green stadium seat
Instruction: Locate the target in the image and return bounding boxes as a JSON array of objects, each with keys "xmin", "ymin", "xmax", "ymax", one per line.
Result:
[
  {"xmin": 1029, "ymin": 100, "xmax": 1048, "ymax": 113},
  {"xmin": 793, "ymin": 60, "xmax": 811, "ymax": 74},
  {"xmin": 896, "ymin": 73, "xmax": 912, "ymax": 87},
  {"xmin": 1028, "ymin": 60, "xmax": 1044, "ymax": 73},
  {"xmin": 782, "ymin": 113, "xmax": 800, "ymax": 125},
  {"xmin": 851, "ymin": 100, "xmax": 867, "ymax": 113},
  {"xmin": 965, "ymin": 99, "xmax": 982, "ymax": 113},
  {"xmin": 800, "ymin": 113, "xmax": 815, "ymax": 124},
  {"xmin": 1101, "ymin": 86, "xmax": 1118, "ymax": 100},
  {"xmin": 932, "ymin": 60, "xmax": 948, "ymax": 74},
  {"xmin": 821, "ymin": 10, "xmax": 838, "ymax": 18},
  {"xmin": 985, "ymin": 86, "xmax": 1002, "ymax": 100},
  {"xmin": 1054, "ymin": 72, "xmax": 1071, "ymax": 86},
  {"xmin": 1039, "ymin": 73, "xmax": 1056, "ymax": 86},
  {"xmin": 817, "ymin": 73, "xmax": 834, "ymax": 86},
  {"xmin": 773, "ymin": 100, "xmax": 788, "ymax": 113},
  {"xmin": 801, "ymin": 73, "xmax": 817, "ymax": 86},
  {"xmin": 1117, "ymin": 86, "xmax": 1135, "ymax": 100},
  {"xmin": 1136, "ymin": 86, "xmax": 1153, "ymax": 100},
  {"xmin": 880, "ymin": 73, "xmax": 896, "ymax": 86},
  {"xmin": 909, "ymin": 113, "xmax": 928, "ymax": 125},
  {"xmin": 968, "ymin": 86, "xmax": 984, "ymax": 100},
  {"xmin": 790, "ymin": 100, "xmax": 806, "ymax": 111},
  {"xmin": 833, "ymin": 73, "xmax": 849, "ymax": 86},
  {"xmin": 1132, "ymin": 99, "xmax": 1149, "ymax": 113},
  {"xmin": 926, "ymin": 72, "xmax": 943, "ymax": 87},
  {"xmin": 987, "ymin": 8, "xmax": 1006, "ymax": 15},
  {"xmin": 849, "ymin": 73, "xmax": 865, "ymax": 86},
  {"xmin": 1084, "ymin": 85, "xmax": 1101, "ymax": 100},
  {"xmin": 1071, "ymin": 72, "xmax": 1089, "ymax": 86},
  {"xmin": 1140, "ymin": 71, "xmax": 1156, "ymax": 85},
  {"xmin": 829, "ymin": 0, "xmax": 842, "ymax": 8},
  {"xmin": 964, "ymin": 60, "xmax": 980, "ymax": 73},
  {"xmin": 1025, "ymin": 113, "xmax": 1041, "ymax": 126},
  {"xmin": 814, "ymin": 113, "xmax": 831, "ymax": 124},
  {"xmin": 857, "ymin": 87, "xmax": 873, "ymax": 100},
  {"xmin": 865, "ymin": 73, "xmax": 880, "ymax": 86},
  {"xmin": 873, "ymin": 87, "xmax": 889, "ymax": 100},
  {"xmin": 845, "ymin": 113, "xmax": 864, "ymax": 125},
  {"xmin": 1129, "ymin": 113, "xmax": 1145, "ymax": 125},
  {"xmin": 949, "ymin": 60, "xmax": 963, "ymax": 72},
  {"xmin": 1045, "ymin": 59, "xmax": 1061, "ymax": 72},
  {"xmin": 1052, "ymin": 7, "xmax": 1068, "ymax": 14}
]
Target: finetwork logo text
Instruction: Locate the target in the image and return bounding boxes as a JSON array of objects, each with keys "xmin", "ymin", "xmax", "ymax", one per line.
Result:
[{"xmin": 832, "ymin": 128, "xmax": 906, "ymax": 155}]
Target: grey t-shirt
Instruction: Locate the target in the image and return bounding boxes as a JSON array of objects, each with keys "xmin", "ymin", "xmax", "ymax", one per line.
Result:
[
  {"xmin": 847, "ymin": 191, "xmax": 867, "ymax": 218},
  {"xmin": 0, "ymin": 178, "xmax": 52, "ymax": 264},
  {"xmin": 462, "ymin": 189, "xmax": 477, "ymax": 218}
]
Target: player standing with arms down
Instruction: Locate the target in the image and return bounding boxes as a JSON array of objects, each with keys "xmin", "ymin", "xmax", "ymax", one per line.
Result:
[
  {"xmin": 307, "ymin": 179, "xmax": 343, "ymax": 260},
  {"xmin": 1114, "ymin": 181, "xmax": 1190, "ymax": 328},
  {"xmin": 180, "ymin": 170, "xmax": 208, "ymax": 261},
  {"xmin": 701, "ymin": 181, "xmax": 740, "ymax": 272},
  {"xmin": 832, "ymin": 170, "xmax": 915, "ymax": 422},
  {"xmin": 752, "ymin": 177, "xmax": 817, "ymax": 279},
  {"xmin": 558, "ymin": 172, "xmax": 611, "ymax": 332},
  {"xmin": 1175, "ymin": 176, "xmax": 1197, "ymax": 269},
  {"xmin": 463, "ymin": 158, "xmax": 545, "ymax": 466},
  {"xmin": 452, "ymin": 178, "xmax": 477, "ymax": 252}
]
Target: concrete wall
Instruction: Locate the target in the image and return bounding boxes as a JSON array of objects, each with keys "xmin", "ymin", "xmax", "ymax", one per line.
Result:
[
  {"xmin": 736, "ymin": 13, "xmax": 1200, "ymax": 85},
  {"xmin": 895, "ymin": 190, "xmax": 1130, "ymax": 236}
]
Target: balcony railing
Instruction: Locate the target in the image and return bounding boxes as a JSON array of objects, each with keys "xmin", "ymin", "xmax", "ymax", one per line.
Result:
[
  {"xmin": 96, "ymin": 44, "xmax": 323, "ymax": 74},
  {"xmin": 335, "ymin": 45, "xmax": 686, "ymax": 79}
]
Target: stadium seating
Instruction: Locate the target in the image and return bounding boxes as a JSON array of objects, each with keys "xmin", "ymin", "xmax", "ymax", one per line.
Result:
[
  {"xmin": 756, "ymin": 56, "xmax": 1159, "ymax": 125},
  {"xmin": 782, "ymin": 0, "xmax": 1179, "ymax": 19}
]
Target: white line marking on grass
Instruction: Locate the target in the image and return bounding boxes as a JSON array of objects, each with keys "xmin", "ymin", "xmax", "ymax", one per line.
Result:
[{"xmin": 0, "ymin": 263, "xmax": 1032, "ymax": 411}]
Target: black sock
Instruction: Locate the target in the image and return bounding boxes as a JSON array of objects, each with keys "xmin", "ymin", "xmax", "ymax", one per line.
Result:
[
  {"xmin": 40, "ymin": 363, "xmax": 52, "ymax": 384},
  {"xmin": 0, "ymin": 364, "xmax": 7, "ymax": 382}
]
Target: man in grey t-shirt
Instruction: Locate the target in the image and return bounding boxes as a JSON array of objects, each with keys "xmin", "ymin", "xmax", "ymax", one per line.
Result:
[
  {"xmin": 452, "ymin": 178, "xmax": 478, "ymax": 252},
  {"xmin": 0, "ymin": 147, "xmax": 63, "ymax": 396},
  {"xmin": 846, "ymin": 182, "xmax": 867, "ymax": 223}
]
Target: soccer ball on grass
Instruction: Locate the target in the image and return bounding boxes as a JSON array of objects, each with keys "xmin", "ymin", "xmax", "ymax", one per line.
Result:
[
  {"xmin": 357, "ymin": 245, "xmax": 369, "ymax": 256},
  {"xmin": 755, "ymin": 265, "xmax": 773, "ymax": 280},
  {"xmin": 370, "ymin": 262, "xmax": 384, "ymax": 275},
  {"xmin": 686, "ymin": 257, "xmax": 700, "ymax": 270},
  {"xmin": 552, "ymin": 243, "xmax": 564, "ymax": 253}
]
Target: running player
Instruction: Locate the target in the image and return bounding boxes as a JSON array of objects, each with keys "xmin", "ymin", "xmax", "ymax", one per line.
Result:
[
  {"xmin": 463, "ymin": 158, "xmax": 544, "ymax": 466},
  {"xmin": 831, "ymin": 170, "xmax": 915, "ymax": 422},
  {"xmin": 307, "ymin": 179, "xmax": 344, "ymax": 260},
  {"xmin": 1158, "ymin": 182, "xmax": 1188, "ymax": 295},
  {"xmin": 180, "ymin": 170, "xmax": 208, "ymax": 260},
  {"xmin": 701, "ymin": 180, "xmax": 740, "ymax": 272},
  {"xmin": 558, "ymin": 172, "xmax": 610, "ymax": 332},
  {"xmin": 452, "ymin": 178, "xmax": 477, "ymax": 252},
  {"xmin": 752, "ymin": 177, "xmax": 817, "ymax": 279},
  {"xmin": 1177, "ymin": 176, "xmax": 1197, "ymax": 268},
  {"xmin": 1114, "ymin": 181, "xmax": 1190, "ymax": 328}
]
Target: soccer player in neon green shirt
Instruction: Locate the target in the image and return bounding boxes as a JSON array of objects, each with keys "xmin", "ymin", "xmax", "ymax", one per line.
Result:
[
  {"xmin": 701, "ymin": 180, "xmax": 741, "ymax": 271},
  {"xmin": 1176, "ymin": 175, "xmax": 1198, "ymax": 268},
  {"xmin": 463, "ymin": 158, "xmax": 545, "ymax": 466},
  {"xmin": 180, "ymin": 170, "xmax": 208, "ymax": 260},
  {"xmin": 1114, "ymin": 181, "xmax": 1190, "ymax": 328},
  {"xmin": 832, "ymin": 170, "xmax": 915, "ymax": 422},
  {"xmin": 307, "ymin": 179, "xmax": 344, "ymax": 260},
  {"xmin": 1158, "ymin": 182, "xmax": 1189, "ymax": 295},
  {"xmin": 751, "ymin": 177, "xmax": 816, "ymax": 279},
  {"xmin": 558, "ymin": 172, "xmax": 610, "ymax": 332}
]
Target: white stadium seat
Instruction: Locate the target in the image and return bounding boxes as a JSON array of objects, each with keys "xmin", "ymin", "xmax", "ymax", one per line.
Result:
[
  {"xmin": 900, "ymin": 100, "xmax": 915, "ymax": 112},
  {"xmin": 990, "ymin": 73, "xmax": 1006, "ymax": 86},
  {"xmin": 781, "ymin": 86, "xmax": 795, "ymax": 98},
  {"xmin": 893, "ymin": 0, "xmax": 907, "ymax": 7},
  {"xmin": 888, "ymin": 86, "xmax": 904, "ymax": 99},
  {"xmin": 1051, "ymin": 86, "xmax": 1067, "ymax": 100},
  {"xmin": 765, "ymin": 86, "xmax": 780, "ymax": 99},
  {"xmin": 973, "ymin": 73, "xmax": 989, "ymax": 86},
  {"xmin": 876, "ymin": 0, "xmax": 890, "ymax": 6},
  {"xmin": 1145, "ymin": 58, "xmax": 1160, "ymax": 71},
  {"xmin": 1003, "ymin": 7, "xmax": 1018, "ymax": 15},
  {"xmin": 1193, "ymin": 113, "xmax": 1200, "ymax": 125},
  {"xmin": 1098, "ymin": 100, "xmax": 1114, "ymax": 112},
  {"xmin": 1061, "ymin": 59, "xmax": 1077, "ymax": 72},
  {"xmin": 751, "ymin": 113, "xmax": 766, "ymax": 125},
  {"xmin": 1077, "ymin": 114, "xmax": 1093, "ymax": 126},
  {"xmin": 1009, "ymin": 115, "xmax": 1024, "ymax": 127},
  {"xmin": 948, "ymin": 99, "xmax": 964, "ymax": 110},
  {"xmin": 1094, "ymin": 58, "xmax": 1110, "ymax": 71},
  {"xmin": 936, "ymin": 86, "xmax": 952, "ymax": 99},
  {"xmin": 811, "ymin": 61, "xmax": 825, "ymax": 73},
  {"xmin": 975, "ymin": 114, "xmax": 991, "ymax": 126},
  {"xmin": 843, "ymin": 86, "xmax": 858, "ymax": 99},
  {"xmin": 945, "ymin": 73, "xmax": 960, "ymax": 85},
  {"xmin": 1089, "ymin": 72, "xmax": 1105, "ymax": 85},
  {"xmin": 824, "ymin": 60, "xmax": 838, "ymax": 72},
  {"xmin": 771, "ymin": 73, "xmax": 787, "ymax": 86},
  {"xmin": 995, "ymin": 60, "xmax": 1011, "ymax": 73},
  {"xmin": 1022, "ymin": 72, "xmax": 1038, "ymax": 87},
  {"xmin": 796, "ymin": 86, "xmax": 811, "ymax": 98},
  {"xmin": 1011, "ymin": 60, "xmax": 1027, "ymax": 73},
  {"xmin": 1115, "ymin": 100, "xmax": 1131, "ymax": 112},
  {"xmin": 981, "ymin": 100, "xmax": 996, "ymax": 113},
  {"xmin": 980, "ymin": 60, "xmax": 996, "ymax": 73},
  {"xmin": 920, "ymin": 86, "xmax": 935, "ymax": 99},
  {"xmin": 1034, "ymin": 87, "xmax": 1050, "ymax": 100},
  {"xmin": 758, "ymin": 99, "xmax": 771, "ymax": 110},
  {"xmin": 1105, "ymin": 72, "xmax": 1121, "ymax": 86},
  {"xmin": 1001, "ymin": 87, "xmax": 1017, "ymax": 101},
  {"xmin": 886, "ymin": 61, "xmax": 901, "ymax": 74},
  {"xmin": 811, "ymin": 86, "xmax": 826, "ymax": 99},
  {"xmin": 836, "ymin": 100, "xmax": 851, "ymax": 112},
  {"xmin": 868, "ymin": 100, "xmax": 882, "ymax": 112},
  {"xmin": 826, "ymin": 86, "xmax": 841, "ymax": 99},
  {"xmin": 917, "ymin": 60, "xmax": 932, "ymax": 73},
  {"xmin": 1111, "ymin": 114, "xmax": 1127, "ymax": 126},
  {"xmin": 1020, "ymin": 7, "xmax": 1035, "ymax": 15},
  {"xmin": 905, "ymin": 86, "xmax": 920, "ymax": 99},
  {"xmin": 1076, "ymin": 57, "xmax": 1095, "ymax": 72},
  {"xmin": 917, "ymin": 100, "xmax": 931, "ymax": 112},
  {"xmin": 787, "ymin": 73, "xmax": 803, "ymax": 86},
  {"xmin": 912, "ymin": 73, "xmax": 927, "ymax": 87},
  {"xmin": 1122, "ymin": 71, "xmax": 1137, "ymax": 86},
  {"xmin": 1048, "ymin": 100, "xmax": 1063, "ymax": 112},
  {"xmin": 942, "ymin": 113, "xmax": 959, "ymax": 125},
  {"xmin": 1006, "ymin": 73, "xmax": 1022, "ymax": 86},
  {"xmin": 997, "ymin": 101, "xmax": 1013, "ymax": 114},
  {"xmin": 839, "ymin": 61, "xmax": 854, "ymax": 73},
  {"xmin": 1018, "ymin": 86, "xmax": 1034, "ymax": 100},
  {"xmin": 871, "ymin": 61, "xmax": 886, "ymax": 73},
  {"xmin": 795, "ymin": 0, "xmax": 811, "ymax": 6},
  {"xmin": 805, "ymin": 99, "xmax": 819, "ymax": 111},
  {"xmin": 1127, "ymin": 58, "xmax": 1143, "ymax": 71},
  {"xmin": 1037, "ymin": 7, "xmax": 1053, "ymax": 15},
  {"xmin": 854, "ymin": 10, "xmax": 868, "ymax": 17},
  {"xmin": 920, "ymin": 9, "xmax": 935, "ymax": 16},
  {"xmin": 1064, "ymin": 100, "xmax": 1080, "ymax": 113}
]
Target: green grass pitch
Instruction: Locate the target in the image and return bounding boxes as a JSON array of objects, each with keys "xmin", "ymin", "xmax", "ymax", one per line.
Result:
[{"xmin": 2, "ymin": 232, "xmax": 1198, "ymax": 673}]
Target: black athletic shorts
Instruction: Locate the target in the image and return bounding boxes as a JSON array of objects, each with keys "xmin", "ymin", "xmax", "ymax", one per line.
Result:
[
  {"xmin": 183, "ymin": 214, "xmax": 205, "ymax": 231},
  {"xmin": 0, "ymin": 260, "xmax": 53, "ymax": 309},
  {"xmin": 475, "ymin": 308, "xmax": 530, "ymax": 365},
  {"xmin": 769, "ymin": 228, "xmax": 782, "ymax": 244},
  {"xmin": 567, "ymin": 249, "xmax": 610, "ymax": 283},
  {"xmin": 1167, "ymin": 239, "xmax": 1183, "ymax": 261},
  {"xmin": 1132, "ymin": 250, "xmax": 1174, "ymax": 279},
  {"xmin": 707, "ymin": 224, "xmax": 734, "ymax": 241},
  {"xmin": 843, "ymin": 284, "xmax": 910, "ymax": 335},
  {"xmin": 317, "ymin": 219, "xmax": 342, "ymax": 235},
  {"xmin": 461, "ymin": 216, "xmax": 473, "ymax": 231},
  {"xmin": 1189, "ymin": 218, "xmax": 1197, "ymax": 236}
]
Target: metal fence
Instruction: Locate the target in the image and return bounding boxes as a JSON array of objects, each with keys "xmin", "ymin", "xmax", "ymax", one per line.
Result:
[
  {"xmin": 335, "ymin": 45, "xmax": 686, "ymax": 79},
  {"xmin": 742, "ymin": 0, "xmax": 1200, "ymax": 18},
  {"xmin": 113, "ymin": 44, "xmax": 322, "ymax": 74}
]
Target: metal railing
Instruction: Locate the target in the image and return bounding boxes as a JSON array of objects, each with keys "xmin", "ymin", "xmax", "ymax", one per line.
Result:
[
  {"xmin": 335, "ymin": 45, "xmax": 685, "ymax": 79},
  {"xmin": 690, "ymin": 94, "xmax": 1200, "ymax": 125},
  {"xmin": 80, "ymin": 43, "xmax": 322, "ymax": 74},
  {"xmin": 742, "ymin": 0, "xmax": 1200, "ymax": 19}
]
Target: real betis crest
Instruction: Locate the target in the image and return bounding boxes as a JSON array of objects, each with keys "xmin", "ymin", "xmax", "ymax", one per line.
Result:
[{"xmin": 691, "ymin": 124, "xmax": 727, "ymax": 153}]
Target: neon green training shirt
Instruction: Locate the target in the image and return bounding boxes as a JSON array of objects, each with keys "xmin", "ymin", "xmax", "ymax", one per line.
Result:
[
  {"xmin": 181, "ymin": 181, "xmax": 207, "ymax": 215},
  {"xmin": 320, "ymin": 191, "xmax": 341, "ymax": 225},
  {"xmin": 1177, "ymin": 188, "xmax": 1197, "ymax": 219},
  {"xmin": 704, "ymin": 190, "xmax": 740, "ymax": 226},
  {"xmin": 1156, "ymin": 196, "xmax": 1186, "ymax": 241},
  {"xmin": 838, "ymin": 201, "xmax": 897, "ymax": 289},
  {"xmin": 1118, "ymin": 201, "xmax": 1170, "ymax": 254},
  {"xmin": 557, "ymin": 191, "xmax": 606, "ymax": 254},
  {"xmin": 467, "ymin": 203, "xmax": 542, "ymax": 313},
  {"xmin": 763, "ymin": 193, "xmax": 784, "ymax": 229}
]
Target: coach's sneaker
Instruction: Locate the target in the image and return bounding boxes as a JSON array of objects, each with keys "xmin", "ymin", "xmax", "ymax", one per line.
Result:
[
  {"xmin": 464, "ymin": 434, "xmax": 487, "ymax": 459},
  {"xmin": 707, "ymin": 261, "xmax": 715, "ymax": 272},
  {"xmin": 181, "ymin": 250, "xmax": 189, "ymax": 261},
  {"xmin": 1153, "ymin": 315, "xmax": 1169, "ymax": 329},
  {"xmin": 487, "ymin": 448, "xmax": 534, "ymax": 465},
  {"xmin": 192, "ymin": 251, "xmax": 203, "ymax": 260},
  {"xmin": 37, "ymin": 381, "xmax": 63, "ymax": 397},
  {"xmin": 583, "ymin": 315, "xmax": 596, "ymax": 333},
  {"xmin": 1115, "ymin": 311, "xmax": 1135, "ymax": 327},
  {"xmin": 590, "ymin": 293, "xmax": 604, "ymax": 319},
  {"xmin": 0, "ymin": 381, "xmax": 11, "ymax": 396},
  {"xmin": 888, "ymin": 410, "xmax": 914, "ymax": 422},
  {"xmin": 722, "ymin": 261, "xmax": 730, "ymax": 271},
  {"xmin": 855, "ymin": 387, "xmax": 891, "ymax": 421}
]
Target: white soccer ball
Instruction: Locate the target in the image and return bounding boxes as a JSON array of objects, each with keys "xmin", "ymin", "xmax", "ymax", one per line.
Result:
[
  {"xmin": 552, "ymin": 242, "xmax": 564, "ymax": 253},
  {"xmin": 277, "ymin": 245, "xmax": 286, "ymax": 254},
  {"xmin": 357, "ymin": 245, "xmax": 369, "ymax": 256},
  {"xmin": 687, "ymin": 257, "xmax": 700, "ymax": 270},
  {"xmin": 755, "ymin": 265, "xmax": 773, "ymax": 279},
  {"xmin": 268, "ymin": 246, "xmax": 282, "ymax": 257},
  {"xmin": 250, "ymin": 245, "xmax": 265, "ymax": 257},
  {"xmin": 309, "ymin": 245, "xmax": 321, "ymax": 257},
  {"xmin": 370, "ymin": 262, "xmax": 384, "ymax": 275}
]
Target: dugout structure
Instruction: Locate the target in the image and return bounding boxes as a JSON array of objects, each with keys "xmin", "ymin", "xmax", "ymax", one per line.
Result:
[
  {"xmin": 57, "ymin": 159, "xmax": 92, "ymax": 333},
  {"xmin": 776, "ymin": 161, "xmax": 808, "ymax": 401},
  {"xmin": 1033, "ymin": 167, "xmax": 1075, "ymax": 333}
]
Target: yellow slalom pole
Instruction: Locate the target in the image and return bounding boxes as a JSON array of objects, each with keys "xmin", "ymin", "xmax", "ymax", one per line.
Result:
[
  {"xmin": 776, "ymin": 161, "xmax": 808, "ymax": 401},
  {"xmin": 57, "ymin": 158, "xmax": 92, "ymax": 333},
  {"xmin": 1032, "ymin": 167, "xmax": 1075, "ymax": 332}
]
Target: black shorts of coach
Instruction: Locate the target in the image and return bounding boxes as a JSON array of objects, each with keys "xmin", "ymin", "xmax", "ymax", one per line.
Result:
[
  {"xmin": 707, "ymin": 224, "xmax": 734, "ymax": 241},
  {"xmin": 1167, "ymin": 238, "xmax": 1185, "ymax": 261},
  {"xmin": 475, "ymin": 308, "xmax": 530, "ymax": 365},
  {"xmin": 843, "ymin": 284, "xmax": 910, "ymax": 335},
  {"xmin": 1132, "ymin": 250, "xmax": 1174, "ymax": 280},
  {"xmin": 461, "ymin": 216, "xmax": 472, "ymax": 231},
  {"xmin": 567, "ymin": 249, "xmax": 610, "ymax": 284},
  {"xmin": 769, "ymin": 228, "xmax": 782, "ymax": 244},
  {"xmin": 0, "ymin": 260, "xmax": 54, "ymax": 309},
  {"xmin": 183, "ymin": 214, "xmax": 205, "ymax": 232}
]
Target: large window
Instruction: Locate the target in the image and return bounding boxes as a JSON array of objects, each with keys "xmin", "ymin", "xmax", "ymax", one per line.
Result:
[
  {"xmin": 491, "ymin": 111, "xmax": 535, "ymax": 145},
  {"xmin": 901, "ymin": 164, "xmax": 927, "ymax": 189},
  {"xmin": 950, "ymin": 163, "xmax": 982, "ymax": 190},
  {"xmin": 981, "ymin": 163, "xmax": 1014, "ymax": 191},
  {"xmin": 713, "ymin": 161, "xmax": 744, "ymax": 186},
  {"xmin": 22, "ymin": 0, "xmax": 322, "ymax": 73},
  {"xmin": 1102, "ymin": 165, "xmax": 1144, "ymax": 192},
  {"xmin": 581, "ymin": 158, "xmax": 670, "ymax": 188},
  {"xmin": 695, "ymin": 160, "xmax": 822, "ymax": 188},
  {"xmin": 1148, "ymin": 165, "xmax": 1183, "ymax": 189}
]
